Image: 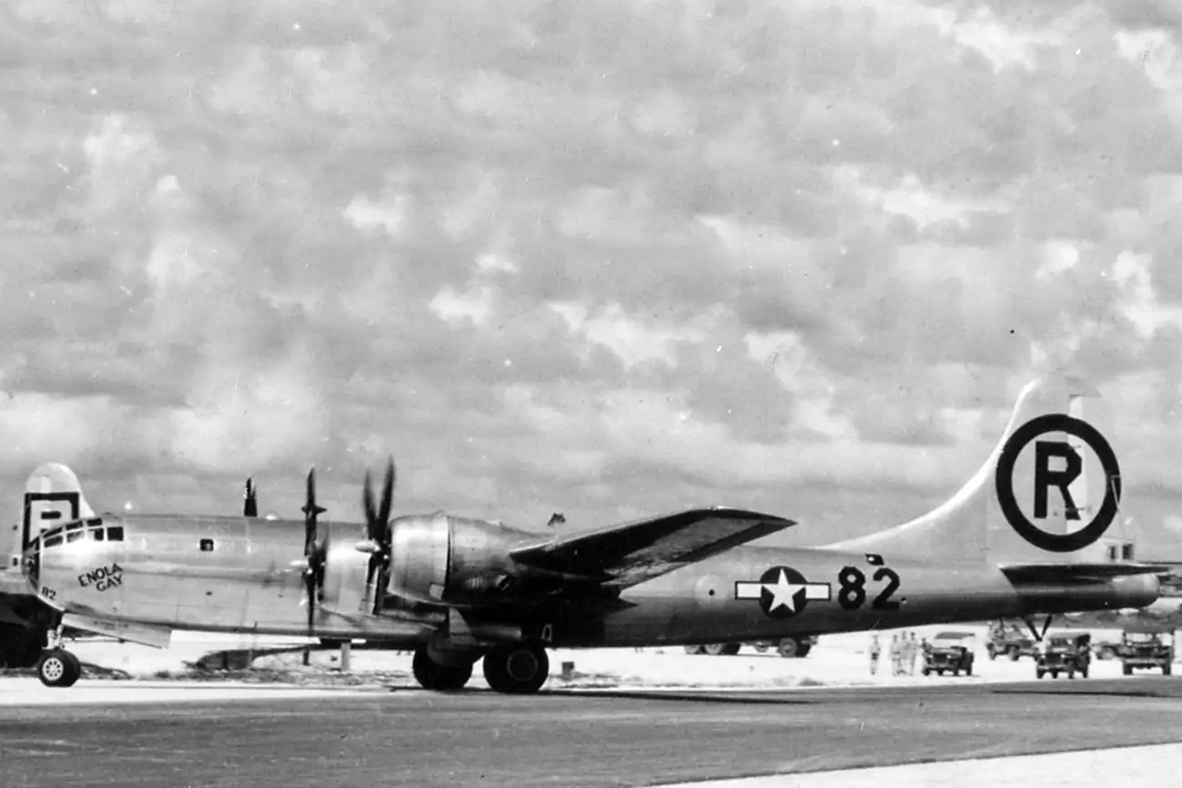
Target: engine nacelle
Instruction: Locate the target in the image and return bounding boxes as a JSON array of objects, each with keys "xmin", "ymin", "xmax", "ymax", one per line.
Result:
[
  {"xmin": 390, "ymin": 512, "xmax": 450, "ymax": 601},
  {"xmin": 385, "ymin": 513, "xmax": 545, "ymax": 606}
]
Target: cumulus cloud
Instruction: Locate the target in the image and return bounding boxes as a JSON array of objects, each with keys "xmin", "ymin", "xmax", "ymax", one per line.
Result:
[{"xmin": 1, "ymin": 0, "xmax": 1181, "ymax": 553}]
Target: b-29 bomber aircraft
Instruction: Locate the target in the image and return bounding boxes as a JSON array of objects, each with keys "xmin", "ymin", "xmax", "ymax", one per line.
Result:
[{"xmin": 16, "ymin": 375, "xmax": 1167, "ymax": 693}]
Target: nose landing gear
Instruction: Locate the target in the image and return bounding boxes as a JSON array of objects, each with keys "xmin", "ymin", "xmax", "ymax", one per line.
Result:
[
  {"xmin": 35, "ymin": 627, "xmax": 82, "ymax": 688},
  {"xmin": 36, "ymin": 650, "xmax": 81, "ymax": 688}
]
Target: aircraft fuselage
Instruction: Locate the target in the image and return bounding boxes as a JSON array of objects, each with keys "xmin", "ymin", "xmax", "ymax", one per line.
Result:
[{"xmin": 25, "ymin": 512, "xmax": 1158, "ymax": 650}]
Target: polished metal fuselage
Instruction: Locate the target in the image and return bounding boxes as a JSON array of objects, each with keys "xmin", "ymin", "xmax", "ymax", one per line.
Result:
[{"xmin": 25, "ymin": 512, "xmax": 1159, "ymax": 651}]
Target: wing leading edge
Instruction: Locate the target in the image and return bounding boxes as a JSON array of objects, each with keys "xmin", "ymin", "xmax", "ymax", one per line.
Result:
[{"xmin": 510, "ymin": 507, "xmax": 795, "ymax": 589}]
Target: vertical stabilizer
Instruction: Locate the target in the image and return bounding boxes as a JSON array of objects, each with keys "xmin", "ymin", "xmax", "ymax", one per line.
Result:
[
  {"xmin": 18, "ymin": 463, "xmax": 95, "ymax": 554},
  {"xmin": 820, "ymin": 373, "xmax": 1123, "ymax": 566}
]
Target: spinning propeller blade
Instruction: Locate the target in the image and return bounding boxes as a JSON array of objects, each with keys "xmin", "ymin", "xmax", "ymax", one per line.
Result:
[
  {"xmin": 363, "ymin": 457, "xmax": 395, "ymax": 615},
  {"xmin": 243, "ymin": 478, "xmax": 257, "ymax": 518},
  {"xmin": 301, "ymin": 468, "xmax": 328, "ymax": 637}
]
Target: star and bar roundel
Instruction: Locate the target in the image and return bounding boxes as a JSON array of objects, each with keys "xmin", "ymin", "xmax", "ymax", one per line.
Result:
[{"xmin": 734, "ymin": 566, "xmax": 831, "ymax": 619}]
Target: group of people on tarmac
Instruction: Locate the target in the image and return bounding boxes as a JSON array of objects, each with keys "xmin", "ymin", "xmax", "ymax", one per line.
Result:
[{"xmin": 868, "ymin": 631, "xmax": 924, "ymax": 675}]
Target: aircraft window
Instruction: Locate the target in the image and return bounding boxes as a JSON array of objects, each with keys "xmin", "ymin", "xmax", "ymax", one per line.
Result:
[
  {"xmin": 1122, "ymin": 544, "xmax": 1135, "ymax": 560},
  {"xmin": 106, "ymin": 526, "xmax": 124, "ymax": 542},
  {"xmin": 66, "ymin": 520, "xmax": 83, "ymax": 532},
  {"xmin": 86, "ymin": 517, "xmax": 103, "ymax": 526},
  {"xmin": 199, "ymin": 538, "xmax": 215, "ymax": 552},
  {"xmin": 66, "ymin": 530, "xmax": 85, "ymax": 543},
  {"xmin": 42, "ymin": 525, "xmax": 63, "ymax": 540},
  {"xmin": 91, "ymin": 528, "xmax": 105, "ymax": 542},
  {"xmin": 44, "ymin": 534, "xmax": 62, "ymax": 548}
]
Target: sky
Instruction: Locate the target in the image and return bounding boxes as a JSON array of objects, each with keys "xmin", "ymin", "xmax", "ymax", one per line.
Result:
[{"xmin": 2, "ymin": 0, "xmax": 1182, "ymax": 556}]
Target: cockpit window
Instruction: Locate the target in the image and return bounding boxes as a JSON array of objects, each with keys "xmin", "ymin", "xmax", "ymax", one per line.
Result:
[
  {"xmin": 66, "ymin": 520, "xmax": 83, "ymax": 532},
  {"xmin": 43, "ymin": 534, "xmax": 63, "ymax": 548},
  {"xmin": 90, "ymin": 528, "xmax": 105, "ymax": 541},
  {"xmin": 66, "ymin": 530, "xmax": 85, "ymax": 543},
  {"xmin": 106, "ymin": 526, "xmax": 124, "ymax": 542}
]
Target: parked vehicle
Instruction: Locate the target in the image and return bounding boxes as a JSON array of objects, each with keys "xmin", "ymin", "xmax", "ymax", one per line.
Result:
[
  {"xmin": 1036, "ymin": 633, "xmax": 1091, "ymax": 679},
  {"xmin": 685, "ymin": 635, "xmax": 817, "ymax": 658},
  {"xmin": 987, "ymin": 621, "xmax": 1038, "ymax": 661},
  {"xmin": 921, "ymin": 631, "xmax": 975, "ymax": 676},
  {"xmin": 1120, "ymin": 630, "xmax": 1174, "ymax": 676}
]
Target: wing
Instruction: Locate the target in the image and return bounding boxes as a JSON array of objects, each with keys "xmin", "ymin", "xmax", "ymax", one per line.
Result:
[
  {"xmin": 510, "ymin": 506, "xmax": 795, "ymax": 589},
  {"xmin": 1000, "ymin": 562, "xmax": 1174, "ymax": 585}
]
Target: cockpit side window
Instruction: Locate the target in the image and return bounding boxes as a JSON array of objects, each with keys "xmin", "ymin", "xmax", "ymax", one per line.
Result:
[
  {"xmin": 90, "ymin": 527, "xmax": 105, "ymax": 541},
  {"xmin": 66, "ymin": 529, "xmax": 85, "ymax": 543},
  {"xmin": 106, "ymin": 526, "xmax": 124, "ymax": 542},
  {"xmin": 43, "ymin": 533, "xmax": 63, "ymax": 548}
]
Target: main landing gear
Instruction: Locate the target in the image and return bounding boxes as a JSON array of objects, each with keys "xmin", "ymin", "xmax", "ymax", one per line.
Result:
[
  {"xmin": 482, "ymin": 643, "xmax": 550, "ymax": 694},
  {"xmin": 412, "ymin": 646, "xmax": 474, "ymax": 691},
  {"xmin": 410, "ymin": 642, "xmax": 551, "ymax": 694}
]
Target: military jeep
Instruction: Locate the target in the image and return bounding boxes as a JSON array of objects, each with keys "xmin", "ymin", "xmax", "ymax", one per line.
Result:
[
  {"xmin": 921, "ymin": 631, "xmax": 975, "ymax": 676},
  {"xmin": 1120, "ymin": 631, "xmax": 1174, "ymax": 676},
  {"xmin": 1036, "ymin": 633, "xmax": 1091, "ymax": 679}
]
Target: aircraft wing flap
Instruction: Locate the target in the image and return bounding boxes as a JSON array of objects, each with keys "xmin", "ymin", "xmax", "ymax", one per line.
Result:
[
  {"xmin": 1000, "ymin": 562, "xmax": 1174, "ymax": 586},
  {"xmin": 510, "ymin": 507, "xmax": 795, "ymax": 588}
]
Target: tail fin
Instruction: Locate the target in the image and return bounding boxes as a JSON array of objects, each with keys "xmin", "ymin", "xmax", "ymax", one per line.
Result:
[
  {"xmin": 19, "ymin": 462, "xmax": 95, "ymax": 553},
  {"xmin": 821, "ymin": 374, "xmax": 1124, "ymax": 565}
]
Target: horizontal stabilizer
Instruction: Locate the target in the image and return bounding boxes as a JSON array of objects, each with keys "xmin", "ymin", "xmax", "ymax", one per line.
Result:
[
  {"xmin": 1000, "ymin": 562, "xmax": 1173, "ymax": 586},
  {"xmin": 510, "ymin": 507, "xmax": 794, "ymax": 588}
]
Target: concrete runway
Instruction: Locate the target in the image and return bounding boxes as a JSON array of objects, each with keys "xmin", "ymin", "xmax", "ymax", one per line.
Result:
[{"xmin": 3, "ymin": 678, "xmax": 1182, "ymax": 788}]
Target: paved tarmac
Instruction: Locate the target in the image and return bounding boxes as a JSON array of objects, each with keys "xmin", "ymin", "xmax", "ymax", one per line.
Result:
[{"xmin": 2, "ymin": 678, "xmax": 1181, "ymax": 788}]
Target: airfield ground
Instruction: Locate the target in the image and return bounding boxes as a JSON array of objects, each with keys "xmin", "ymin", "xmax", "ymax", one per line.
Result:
[{"xmin": 2, "ymin": 624, "xmax": 1180, "ymax": 787}]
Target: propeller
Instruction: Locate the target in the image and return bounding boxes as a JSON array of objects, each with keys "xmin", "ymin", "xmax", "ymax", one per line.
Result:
[
  {"xmin": 362, "ymin": 457, "xmax": 395, "ymax": 615},
  {"xmin": 243, "ymin": 478, "xmax": 258, "ymax": 518},
  {"xmin": 301, "ymin": 468, "xmax": 329, "ymax": 636}
]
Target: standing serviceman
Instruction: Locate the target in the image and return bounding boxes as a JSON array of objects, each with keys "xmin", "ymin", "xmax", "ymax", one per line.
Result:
[{"xmin": 869, "ymin": 634, "xmax": 881, "ymax": 675}]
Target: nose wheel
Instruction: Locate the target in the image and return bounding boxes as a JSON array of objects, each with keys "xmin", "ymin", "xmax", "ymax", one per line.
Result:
[
  {"xmin": 36, "ymin": 649, "xmax": 82, "ymax": 688},
  {"xmin": 482, "ymin": 644, "xmax": 550, "ymax": 694}
]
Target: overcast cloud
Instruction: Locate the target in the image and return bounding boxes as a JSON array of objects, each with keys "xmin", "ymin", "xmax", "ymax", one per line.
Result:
[{"xmin": 2, "ymin": 0, "xmax": 1182, "ymax": 554}]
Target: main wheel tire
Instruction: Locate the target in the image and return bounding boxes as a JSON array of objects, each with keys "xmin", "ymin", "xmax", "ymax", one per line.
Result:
[
  {"xmin": 720, "ymin": 643, "xmax": 742, "ymax": 656},
  {"xmin": 1008, "ymin": 646, "xmax": 1020, "ymax": 661},
  {"xmin": 1123, "ymin": 664, "xmax": 1133, "ymax": 676},
  {"xmin": 795, "ymin": 643, "xmax": 812, "ymax": 658},
  {"xmin": 777, "ymin": 638, "xmax": 800, "ymax": 658},
  {"xmin": 37, "ymin": 649, "xmax": 81, "ymax": 688},
  {"xmin": 704, "ymin": 644, "xmax": 726, "ymax": 656},
  {"xmin": 684, "ymin": 645, "xmax": 704, "ymax": 655},
  {"xmin": 1164, "ymin": 663, "xmax": 1172, "ymax": 676},
  {"xmin": 412, "ymin": 647, "xmax": 472, "ymax": 691},
  {"xmin": 483, "ymin": 645, "xmax": 549, "ymax": 695}
]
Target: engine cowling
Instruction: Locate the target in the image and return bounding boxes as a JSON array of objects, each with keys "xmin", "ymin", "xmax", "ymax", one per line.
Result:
[
  {"xmin": 389, "ymin": 512, "xmax": 450, "ymax": 601},
  {"xmin": 385, "ymin": 513, "xmax": 546, "ymax": 606}
]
